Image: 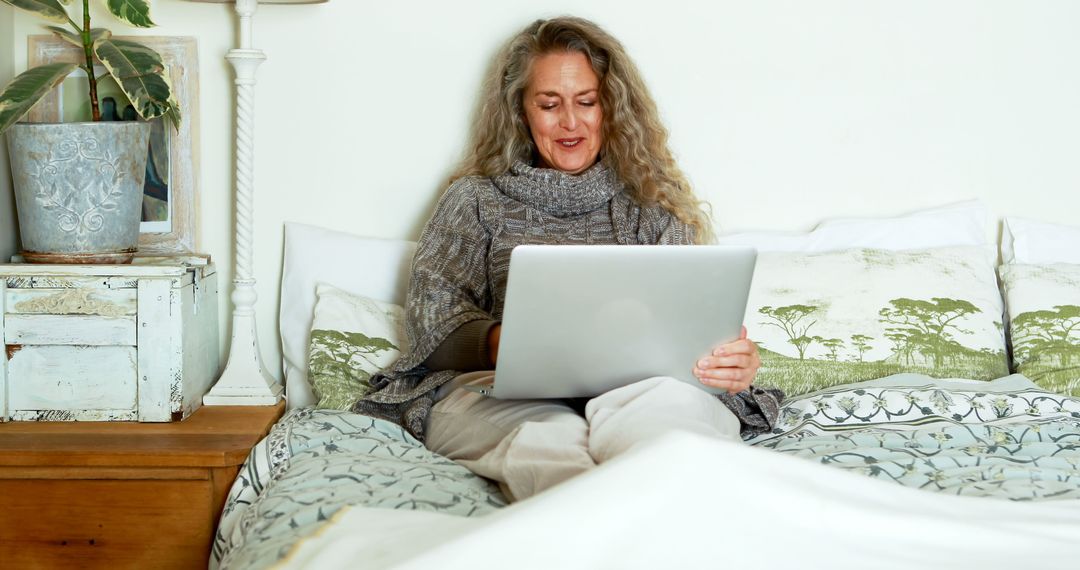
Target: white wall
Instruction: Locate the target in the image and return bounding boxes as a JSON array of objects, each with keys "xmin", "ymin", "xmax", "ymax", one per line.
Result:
[
  {"xmin": 10, "ymin": 0, "xmax": 1080, "ymax": 380},
  {"xmin": 0, "ymin": 5, "xmax": 17, "ymax": 261}
]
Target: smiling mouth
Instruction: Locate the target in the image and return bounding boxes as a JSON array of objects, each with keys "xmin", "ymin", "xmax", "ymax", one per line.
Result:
[{"xmin": 557, "ymin": 138, "xmax": 584, "ymax": 148}]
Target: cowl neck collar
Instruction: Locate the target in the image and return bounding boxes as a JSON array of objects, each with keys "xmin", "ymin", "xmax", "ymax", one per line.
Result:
[{"xmin": 493, "ymin": 160, "xmax": 620, "ymax": 217}]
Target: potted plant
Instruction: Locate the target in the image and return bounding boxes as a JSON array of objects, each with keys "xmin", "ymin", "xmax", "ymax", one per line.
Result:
[{"xmin": 0, "ymin": 0, "xmax": 180, "ymax": 263}]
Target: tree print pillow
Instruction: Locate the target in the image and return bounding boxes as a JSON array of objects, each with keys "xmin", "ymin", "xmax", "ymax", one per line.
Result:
[
  {"xmin": 999, "ymin": 263, "xmax": 1080, "ymax": 396},
  {"xmin": 745, "ymin": 246, "xmax": 1008, "ymax": 397},
  {"xmin": 308, "ymin": 283, "xmax": 406, "ymax": 410}
]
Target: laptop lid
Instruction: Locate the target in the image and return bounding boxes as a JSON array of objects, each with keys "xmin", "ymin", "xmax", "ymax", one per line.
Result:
[{"xmin": 492, "ymin": 245, "xmax": 757, "ymax": 399}]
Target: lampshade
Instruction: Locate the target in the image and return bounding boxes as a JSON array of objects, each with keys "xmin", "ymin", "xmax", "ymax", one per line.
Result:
[{"xmin": 185, "ymin": 0, "xmax": 327, "ymax": 3}]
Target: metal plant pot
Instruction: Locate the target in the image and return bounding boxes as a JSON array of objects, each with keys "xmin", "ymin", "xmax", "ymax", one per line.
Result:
[{"xmin": 6, "ymin": 122, "xmax": 150, "ymax": 264}]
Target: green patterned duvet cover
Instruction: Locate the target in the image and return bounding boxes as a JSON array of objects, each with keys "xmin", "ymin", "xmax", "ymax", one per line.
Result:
[
  {"xmin": 748, "ymin": 374, "xmax": 1080, "ymax": 500},
  {"xmin": 211, "ymin": 408, "xmax": 506, "ymax": 570}
]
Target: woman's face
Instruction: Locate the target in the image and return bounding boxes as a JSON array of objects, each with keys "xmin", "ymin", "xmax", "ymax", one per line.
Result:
[{"xmin": 523, "ymin": 51, "xmax": 603, "ymax": 175}]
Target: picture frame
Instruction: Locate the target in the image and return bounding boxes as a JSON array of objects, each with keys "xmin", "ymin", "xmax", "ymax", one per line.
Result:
[{"xmin": 27, "ymin": 36, "xmax": 200, "ymax": 254}]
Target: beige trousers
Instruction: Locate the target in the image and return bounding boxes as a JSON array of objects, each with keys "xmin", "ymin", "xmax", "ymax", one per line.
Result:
[{"xmin": 426, "ymin": 372, "xmax": 741, "ymax": 502}]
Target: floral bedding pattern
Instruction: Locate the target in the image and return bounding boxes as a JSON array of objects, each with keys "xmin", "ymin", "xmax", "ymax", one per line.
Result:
[
  {"xmin": 748, "ymin": 374, "xmax": 1080, "ymax": 500},
  {"xmin": 213, "ymin": 374, "xmax": 1080, "ymax": 569},
  {"xmin": 210, "ymin": 408, "xmax": 506, "ymax": 570}
]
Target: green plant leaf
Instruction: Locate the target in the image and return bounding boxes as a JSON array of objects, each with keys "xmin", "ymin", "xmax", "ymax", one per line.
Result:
[
  {"xmin": 1, "ymin": 0, "xmax": 70, "ymax": 24},
  {"xmin": 44, "ymin": 25, "xmax": 82, "ymax": 47},
  {"xmin": 46, "ymin": 26, "xmax": 111, "ymax": 47},
  {"xmin": 89, "ymin": 27, "xmax": 114, "ymax": 46},
  {"xmin": 163, "ymin": 103, "xmax": 181, "ymax": 132},
  {"xmin": 105, "ymin": 0, "xmax": 155, "ymax": 28},
  {"xmin": 93, "ymin": 38, "xmax": 180, "ymax": 128},
  {"xmin": 0, "ymin": 62, "xmax": 78, "ymax": 135}
]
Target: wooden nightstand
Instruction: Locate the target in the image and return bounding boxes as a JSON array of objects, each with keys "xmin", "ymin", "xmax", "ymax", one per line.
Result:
[{"xmin": 0, "ymin": 402, "xmax": 285, "ymax": 569}]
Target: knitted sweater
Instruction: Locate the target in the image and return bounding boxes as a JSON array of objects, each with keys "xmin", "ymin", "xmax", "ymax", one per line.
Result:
[{"xmin": 353, "ymin": 160, "xmax": 783, "ymax": 440}]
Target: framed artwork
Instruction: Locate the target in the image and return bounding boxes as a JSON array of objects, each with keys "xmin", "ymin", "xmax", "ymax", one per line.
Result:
[{"xmin": 28, "ymin": 36, "xmax": 200, "ymax": 254}]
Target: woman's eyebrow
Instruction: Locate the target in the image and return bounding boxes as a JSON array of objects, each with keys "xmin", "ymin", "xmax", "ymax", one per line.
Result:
[{"xmin": 532, "ymin": 88, "xmax": 598, "ymax": 97}]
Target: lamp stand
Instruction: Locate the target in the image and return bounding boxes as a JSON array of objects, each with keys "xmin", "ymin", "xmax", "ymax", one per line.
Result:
[{"xmin": 204, "ymin": 0, "xmax": 282, "ymax": 405}]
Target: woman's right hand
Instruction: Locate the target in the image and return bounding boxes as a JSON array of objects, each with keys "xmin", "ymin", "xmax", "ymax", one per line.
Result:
[
  {"xmin": 488, "ymin": 324, "xmax": 502, "ymax": 367},
  {"xmin": 692, "ymin": 326, "xmax": 760, "ymax": 394}
]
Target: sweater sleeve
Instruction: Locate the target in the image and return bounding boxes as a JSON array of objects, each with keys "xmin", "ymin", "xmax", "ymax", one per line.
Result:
[
  {"xmin": 422, "ymin": 318, "xmax": 498, "ymax": 371},
  {"xmin": 393, "ymin": 178, "xmax": 496, "ymax": 372}
]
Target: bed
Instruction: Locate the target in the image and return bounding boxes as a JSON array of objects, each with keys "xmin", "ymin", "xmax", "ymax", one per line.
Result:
[{"xmin": 210, "ymin": 204, "xmax": 1080, "ymax": 569}]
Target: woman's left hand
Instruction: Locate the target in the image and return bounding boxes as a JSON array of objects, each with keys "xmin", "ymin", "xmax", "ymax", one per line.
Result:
[{"xmin": 692, "ymin": 326, "xmax": 760, "ymax": 394}]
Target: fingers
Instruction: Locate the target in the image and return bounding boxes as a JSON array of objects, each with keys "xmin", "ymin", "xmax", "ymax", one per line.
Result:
[
  {"xmin": 692, "ymin": 358, "xmax": 759, "ymax": 394},
  {"xmin": 697, "ymin": 354, "xmax": 755, "ymax": 370},
  {"xmin": 694, "ymin": 370, "xmax": 754, "ymax": 394},
  {"xmin": 693, "ymin": 367, "xmax": 752, "ymax": 385},
  {"xmin": 694, "ymin": 336, "xmax": 761, "ymax": 394},
  {"xmin": 712, "ymin": 338, "xmax": 759, "ymax": 357}
]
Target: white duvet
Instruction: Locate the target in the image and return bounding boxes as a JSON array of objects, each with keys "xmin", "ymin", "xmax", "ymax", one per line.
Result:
[{"xmin": 274, "ymin": 429, "xmax": 1080, "ymax": 570}]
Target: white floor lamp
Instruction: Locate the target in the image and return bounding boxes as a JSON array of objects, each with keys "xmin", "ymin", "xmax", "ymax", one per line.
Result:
[{"xmin": 188, "ymin": 0, "xmax": 327, "ymax": 405}]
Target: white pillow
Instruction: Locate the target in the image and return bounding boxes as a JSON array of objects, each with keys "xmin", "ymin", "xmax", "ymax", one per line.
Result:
[
  {"xmin": 716, "ymin": 200, "xmax": 989, "ymax": 252},
  {"xmin": 1001, "ymin": 217, "xmax": 1080, "ymax": 265},
  {"xmin": 279, "ymin": 223, "xmax": 416, "ymax": 409}
]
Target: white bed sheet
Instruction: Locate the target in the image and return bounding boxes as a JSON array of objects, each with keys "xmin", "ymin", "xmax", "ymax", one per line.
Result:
[{"xmin": 276, "ymin": 429, "xmax": 1080, "ymax": 570}]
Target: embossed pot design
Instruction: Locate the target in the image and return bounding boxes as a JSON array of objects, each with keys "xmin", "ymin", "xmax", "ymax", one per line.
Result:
[{"xmin": 6, "ymin": 122, "xmax": 151, "ymax": 264}]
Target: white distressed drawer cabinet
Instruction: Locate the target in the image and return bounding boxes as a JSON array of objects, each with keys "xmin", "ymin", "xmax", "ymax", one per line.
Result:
[{"xmin": 0, "ymin": 259, "xmax": 219, "ymax": 422}]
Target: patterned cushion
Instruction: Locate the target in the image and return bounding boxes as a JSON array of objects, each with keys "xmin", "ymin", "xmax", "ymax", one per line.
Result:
[
  {"xmin": 745, "ymin": 246, "xmax": 1009, "ymax": 396},
  {"xmin": 1000, "ymin": 263, "xmax": 1080, "ymax": 396},
  {"xmin": 307, "ymin": 283, "xmax": 406, "ymax": 409}
]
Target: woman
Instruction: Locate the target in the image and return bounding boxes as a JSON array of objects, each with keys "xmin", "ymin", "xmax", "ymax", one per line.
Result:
[{"xmin": 355, "ymin": 16, "xmax": 781, "ymax": 502}]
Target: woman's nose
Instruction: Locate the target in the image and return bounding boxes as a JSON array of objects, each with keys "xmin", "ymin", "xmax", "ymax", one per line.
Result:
[{"xmin": 559, "ymin": 107, "xmax": 578, "ymax": 130}]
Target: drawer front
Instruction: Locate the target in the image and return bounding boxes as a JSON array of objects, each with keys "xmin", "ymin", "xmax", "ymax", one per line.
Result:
[
  {"xmin": 4, "ymin": 288, "xmax": 137, "ymax": 316},
  {"xmin": 0, "ymin": 478, "xmax": 216, "ymax": 570},
  {"xmin": 4, "ymin": 314, "xmax": 136, "ymax": 346},
  {"xmin": 8, "ymin": 345, "xmax": 138, "ymax": 411}
]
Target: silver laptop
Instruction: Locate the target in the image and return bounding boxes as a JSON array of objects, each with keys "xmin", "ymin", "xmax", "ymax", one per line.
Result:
[{"xmin": 466, "ymin": 244, "xmax": 757, "ymax": 399}]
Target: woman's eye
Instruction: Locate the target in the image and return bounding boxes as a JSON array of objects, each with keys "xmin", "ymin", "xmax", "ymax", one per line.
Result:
[
  {"xmin": 540, "ymin": 103, "xmax": 557, "ymax": 110},
  {"xmin": 578, "ymin": 100, "xmax": 596, "ymax": 107}
]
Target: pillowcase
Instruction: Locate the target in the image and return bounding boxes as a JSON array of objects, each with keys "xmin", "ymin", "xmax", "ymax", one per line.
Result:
[
  {"xmin": 716, "ymin": 200, "xmax": 989, "ymax": 252},
  {"xmin": 280, "ymin": 222, "xmax": 416, "ymax": 409},
  {"xmin": 1001, "ymin": 217, "xmax": 1080, "ymax": 265},
  {"xmin": 999, "ymin": 263, "xmax": 1080, "ymax": 396},
  {"xmin": 745, "ymin": 246, "xmax": 1009, "ymax": 396},
  {"xmin": 307, "ymin": 283, "xmax": 407, "ymax": 410}
]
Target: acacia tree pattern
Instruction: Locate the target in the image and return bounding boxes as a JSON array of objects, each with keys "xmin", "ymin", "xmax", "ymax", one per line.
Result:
[
  {"xmin": 878, "ymin": 298, "xmax": 980, "ymax": 368},
  {"xmin": 1011, "ymin": 305, "xmax": 1080, "ymax": 367},
  {"xmin": 849, "ymin": 334, "xmax": 872, "ymax": 362},
  {"xmin": 759, "ymin": 304, "xmax": 819, "ymax": 360},
  {"xmin": 757, "ymin": 298, "xmax": 996, "ymax": 368},
  {"xmin": 818, "ymin": 337, "xmax": 845, "ymax": 361},
  {"xmin": 309, "ymin": 330, "xmax": 399, "ymax": 407}
]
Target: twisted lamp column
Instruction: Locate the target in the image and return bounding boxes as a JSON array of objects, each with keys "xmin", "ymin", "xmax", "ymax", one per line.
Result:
[{"xmin": 201, "ymin": 0, "xmax": 325, "ymax": 405}]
